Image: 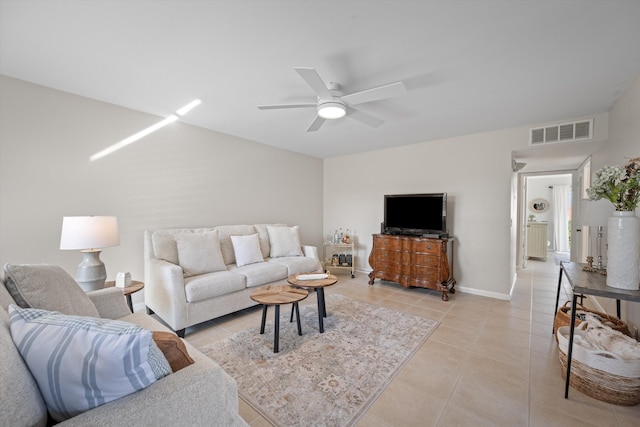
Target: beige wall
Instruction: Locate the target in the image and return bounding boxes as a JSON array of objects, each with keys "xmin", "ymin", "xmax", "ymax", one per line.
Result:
[
  {"xmin": 590, "ymin": 73, "xmax": 640, "ymax": 331},
  {"xmin": 324, "ymin": 128, "xmax": 517, "ymax": 299},
  {"xmin": 0, "ymin": 76, "xmax": 324, "ymax": 306}
]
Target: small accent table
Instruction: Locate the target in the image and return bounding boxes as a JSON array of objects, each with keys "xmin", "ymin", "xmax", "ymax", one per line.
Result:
[
  {"xmin": 287, "ymin": 274, "xmax": 338, "ymax": 333},
  {"xmin": 555, "ymin": 261, "xmax": 640, "ymax": 399},
  {"xmin": 104, "ymin": 280, "xmax": 144, "ymax": 313},
  {"xmin": 250, "ymin": 284, "xmax": 309, "ymax": 353}
]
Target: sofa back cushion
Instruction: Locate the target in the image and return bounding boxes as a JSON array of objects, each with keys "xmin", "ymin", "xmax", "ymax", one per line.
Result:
[
  {"xmin": 151, "ymin": 228, "xmax": 214, "ymax": 264},
  {"xmin": 0, "ymin": 307, "xmax": 48, "ymax": 426},
  {"xmin": 3, "ymin": 264, "xmax": 100, "ymax": 317}
]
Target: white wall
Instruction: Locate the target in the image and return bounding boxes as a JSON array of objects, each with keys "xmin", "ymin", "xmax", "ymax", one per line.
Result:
[
  {"xmin": 589, "ymin": 73, "xmax": 640, "ymax": 332},
  {"xmin": 0, "ymin": 76, "xmax": 324, "ymax": 307},
  {"xmin": 324, "ymin": 128, "xmax": 518, "ymax": 299}
]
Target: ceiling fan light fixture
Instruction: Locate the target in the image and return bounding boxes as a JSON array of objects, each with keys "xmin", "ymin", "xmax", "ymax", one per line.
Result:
[{"xmin": 317, "ymin": 101, "xmax": 346, "ymax": 119}]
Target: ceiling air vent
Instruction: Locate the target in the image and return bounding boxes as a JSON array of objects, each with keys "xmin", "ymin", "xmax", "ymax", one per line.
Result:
[{"xmin": 529, "ymin": 119, "xmax": 593, "ymax": 146}]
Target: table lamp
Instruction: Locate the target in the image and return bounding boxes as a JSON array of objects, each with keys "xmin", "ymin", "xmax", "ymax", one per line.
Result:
[
  {"xmin": 59, "ymin": 216, "xmax": 120, "ymax": 291},
  {"xmin": 582, "ymin": 199, "xmax": 613, "ymax": 271}
]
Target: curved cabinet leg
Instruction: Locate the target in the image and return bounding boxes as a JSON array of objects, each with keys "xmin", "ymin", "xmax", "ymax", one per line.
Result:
[{"xmin": 368, "ymin": 272, "xmax": 375, "ymax": 285}]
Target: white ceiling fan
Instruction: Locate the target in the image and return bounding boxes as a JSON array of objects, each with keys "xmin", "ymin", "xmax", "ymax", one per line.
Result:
[{"xmin": 258, "ymin": 67, "xmax": 406, "ymax": 132}]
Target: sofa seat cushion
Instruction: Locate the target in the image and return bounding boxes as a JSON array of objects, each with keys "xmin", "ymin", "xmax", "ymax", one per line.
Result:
[
  {"xmin": 268, "ymin": 256, "xmax": 321, "ymax": 276},
  {"xmin": 8, "ymin": 305, "xmax": 172, "ymax": 422},
  {"xmin": 229, "ymin": 261, "xmax": 288, "ymax": 288},
  {"xmin": 184, "ymin": 271, "xmax": 246, "ymax": 303}
]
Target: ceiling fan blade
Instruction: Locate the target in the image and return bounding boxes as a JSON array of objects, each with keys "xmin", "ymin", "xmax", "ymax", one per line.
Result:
[
  {"xmin": 257, "ymin": 103, "xmax": 316, "ymax": 110},
  {"xmin": 306, "ymin": 115, "xmax": 326, "ymax": 132},
  {"xmin": 342, "ymin": 81, "xmax": 406, "ymax": 105},
  {"xmin": 294, "ymin": 67, "xmax": 333, "ymax": 99},
  {"xmin": 346, "ymin": 107, "xmax": 385, "ymax": 128}
]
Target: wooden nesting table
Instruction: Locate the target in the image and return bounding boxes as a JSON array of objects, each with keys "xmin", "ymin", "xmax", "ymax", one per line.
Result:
[
  {"xmin": 287, "ymin": 274, "xmax": 338, "ymax": 333},
  {"xmin": 250, "ymin": 284, "xmax": 309, "ymax": 353}
]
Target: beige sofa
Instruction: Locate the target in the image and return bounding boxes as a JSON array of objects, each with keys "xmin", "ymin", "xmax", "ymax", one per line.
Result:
[
  {"xmin": 1, "ymin": 264, "xmax": 247, "ymax": 426},
  {"xmin": 144, "ymin": 224, "xmax": 321, "ymax": 337}
]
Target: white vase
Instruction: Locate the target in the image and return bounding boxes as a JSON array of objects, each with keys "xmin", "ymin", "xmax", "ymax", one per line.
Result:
[{"xmin": 606, "ymin": 211, "xmax": 640, "ymax": 290}]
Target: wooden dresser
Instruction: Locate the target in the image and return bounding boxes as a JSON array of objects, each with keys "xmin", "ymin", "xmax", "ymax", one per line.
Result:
[{"xmin": 368, "ymin": 234, "xmax": 456, "ymax": 301}]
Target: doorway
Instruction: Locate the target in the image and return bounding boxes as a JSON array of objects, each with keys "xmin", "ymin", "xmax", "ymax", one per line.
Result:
[{"xmin": 521, "ymin": 173, "xmax": 573, "ymax": 267}]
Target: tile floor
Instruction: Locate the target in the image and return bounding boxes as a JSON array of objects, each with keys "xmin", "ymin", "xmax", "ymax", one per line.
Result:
[{"xmin": 183, "ymin": 256, "xmax": 640, "ymax": 426}]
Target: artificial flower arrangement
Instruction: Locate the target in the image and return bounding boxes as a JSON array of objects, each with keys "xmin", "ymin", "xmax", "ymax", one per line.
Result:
[{"xmin": 586, "ymin": 157, "xmax": 640, "ymax": 211}]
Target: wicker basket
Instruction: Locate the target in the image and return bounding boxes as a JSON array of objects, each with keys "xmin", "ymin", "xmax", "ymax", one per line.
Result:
[
  {"xmin": 557, "ymin": 325, "xmax": 640, "ymax": 406},
  {"xmin": 553, "ymin": 301, "xmax": 631, "ymax": 342}
]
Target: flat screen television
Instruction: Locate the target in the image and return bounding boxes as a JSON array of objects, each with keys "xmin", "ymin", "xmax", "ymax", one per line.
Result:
[{"xmin": 383, "ymin": 193, "xmax": 448, "ymax": 237}]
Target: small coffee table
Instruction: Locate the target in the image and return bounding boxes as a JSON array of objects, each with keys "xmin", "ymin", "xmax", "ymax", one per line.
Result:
[
  {"xmin": 250, "ymin": 284, "xmax": 309, "ymax": 353},
  {"xmin": 287, "ymin": 274, "xmax": 337, "ymax": 333}
]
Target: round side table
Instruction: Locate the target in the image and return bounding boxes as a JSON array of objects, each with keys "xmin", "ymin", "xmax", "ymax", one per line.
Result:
[
  {"xmin": 104, "ymin": 280, "xmax": 144, "ymax": 313},
  {"xmin": 250, "ymin": 284, "xmax": 309, "ymax": 353}
]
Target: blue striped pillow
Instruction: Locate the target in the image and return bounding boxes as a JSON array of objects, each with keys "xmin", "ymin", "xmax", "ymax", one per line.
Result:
[{"xmin": 8, "ymin": 305, "xmax": 171, "ymax": 422}]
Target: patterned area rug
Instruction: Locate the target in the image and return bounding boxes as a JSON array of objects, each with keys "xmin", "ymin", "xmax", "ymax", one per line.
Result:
[{"xmin": 199, "ymin": 294, "xmax": 438, "ymax": 427}]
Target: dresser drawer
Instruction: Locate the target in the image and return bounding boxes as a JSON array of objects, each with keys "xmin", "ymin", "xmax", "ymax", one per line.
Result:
[
  {"xmin": 375, "ymin": 249, "xmax": 401, "ymax": 263},
  {"xmin": 409, "ymin": 265, "xmax": 440, "ymax": 283},
  {"xmin": 376, "ymin": 261, "xmax": 401, "ymax": 276},
  {"xmin": 373, "ymin": 235, "xmax": 402, "ymax": 251},
  {"xmin": 408, "ymin": 239, "xmax": 441, "ymax": 255},
  {"xmin": 404, "ymin": 253, "xmax": 439, "ymax": 268}
]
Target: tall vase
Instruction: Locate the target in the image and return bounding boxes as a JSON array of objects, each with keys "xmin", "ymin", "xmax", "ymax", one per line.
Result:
[{"xmin": 606, "ymin": 211, "xmax": 640, "ymax": 290}]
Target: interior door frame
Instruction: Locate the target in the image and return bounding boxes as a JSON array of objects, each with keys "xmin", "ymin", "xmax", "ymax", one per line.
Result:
[{"xmin": 518, "ymin": 169, "xmax": 576, "ymax": 268}]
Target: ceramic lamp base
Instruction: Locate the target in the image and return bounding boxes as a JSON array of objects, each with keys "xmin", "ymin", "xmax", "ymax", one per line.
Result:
[{"xmin": 76, "ymin": 250, "xmax": 107, "ymax": 292}]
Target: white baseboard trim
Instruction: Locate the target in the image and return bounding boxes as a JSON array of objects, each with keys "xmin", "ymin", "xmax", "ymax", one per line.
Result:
[
  {"xmin": 455, "ymin": 285, "xmax": 511, "ymax": 301},
  {"xmin": 361, "ymin": 268, "xmax": 511, "ymax": 301}
]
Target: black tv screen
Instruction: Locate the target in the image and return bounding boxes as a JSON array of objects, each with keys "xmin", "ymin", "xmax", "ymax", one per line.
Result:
[{"xmin": 384, "ymin": 193, "xmax": 447, "ymax": 237}]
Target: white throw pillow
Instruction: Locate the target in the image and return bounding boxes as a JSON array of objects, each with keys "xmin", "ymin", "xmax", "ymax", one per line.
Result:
[
  {"xmin": 175, "ymin": 230, "xmax": 226, "ymax": 277},
  {"xmin": 8, "ymin": 305, "xmax": 171, "ymax": 422},
  {"xmin": 267, "ymin": 225, "xmax": 304, "ymax": 258},
  {"xmin": 230, "ymin": 234, "xmax": 265, "ymax": 267}
]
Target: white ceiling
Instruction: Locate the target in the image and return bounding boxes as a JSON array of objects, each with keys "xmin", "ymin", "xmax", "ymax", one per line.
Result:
[{"xmin": 2, "ymin": 1, "xmax": 640, "ymax": 169}]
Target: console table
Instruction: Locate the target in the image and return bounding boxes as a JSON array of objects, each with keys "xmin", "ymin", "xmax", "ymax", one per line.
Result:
[
  {"xmin": 368, "ymin": 234, "xmax": 455, "ymax": 301},
  {"xmin": 555, "ymin": 261, "xmax": 640, "ymax": 399}
]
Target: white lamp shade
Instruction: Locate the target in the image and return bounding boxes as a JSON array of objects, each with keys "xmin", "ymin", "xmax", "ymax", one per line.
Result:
[
  {"xmin": 60, "ymin": 216, "xmax": 120, "ymax": 250},
  {"xmin": 582, "ymin": 199, "xmax": 614, "ymax": 226}
]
